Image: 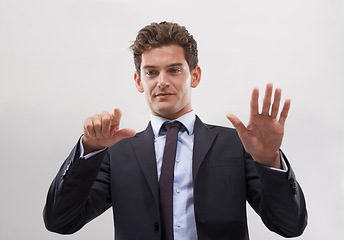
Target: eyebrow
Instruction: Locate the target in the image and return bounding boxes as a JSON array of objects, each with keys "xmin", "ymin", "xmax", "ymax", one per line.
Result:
[
  {"xmin": 168, "ymin": 63, "xmax": 183, "ymax": 68},
  {"xmin": 142, "ymin": 63, "xmax": 183, "ymax": 70}
]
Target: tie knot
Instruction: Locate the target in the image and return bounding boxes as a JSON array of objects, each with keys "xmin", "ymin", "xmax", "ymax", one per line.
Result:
[{"xmin": 164, "ymin": 121, "xmax": 183, "ymax": 131}]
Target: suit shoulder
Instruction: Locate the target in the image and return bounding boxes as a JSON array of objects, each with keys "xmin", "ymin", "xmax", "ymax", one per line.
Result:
[
  {"xmin": 205, "ymin": 123, "xmax": 242, "ymax": 143},
  {"xmin": 205, "ymin": 123, "xmax": 238, "ymax": 135}
]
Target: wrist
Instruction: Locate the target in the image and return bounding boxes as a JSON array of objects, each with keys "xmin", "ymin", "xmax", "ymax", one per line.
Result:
[
  {"xmin": 252, "ymin": 151, "xmax": 281, "ymax": 169},
  {"xmin": 82, "ymin": 137, "xmax": 104, "ymax": 155},
  {"xmin": 271, "ymin": 152, "xmax": 282, "ymax": 169}
]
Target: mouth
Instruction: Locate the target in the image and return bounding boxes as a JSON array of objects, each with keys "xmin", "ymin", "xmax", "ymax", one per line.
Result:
[{"xmin": 155, "ymin": 92, "xmax": 174, "ymax": 97}]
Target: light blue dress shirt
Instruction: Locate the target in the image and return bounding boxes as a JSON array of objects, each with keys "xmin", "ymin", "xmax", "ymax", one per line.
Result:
[{"xmin": 150, "ymin": 111, "xmax": 198, "ymax": 240}]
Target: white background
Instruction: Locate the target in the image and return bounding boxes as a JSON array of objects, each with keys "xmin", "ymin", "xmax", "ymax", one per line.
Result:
[{"xmin": 1, "ymin": 0, "xmax": 343, "ymax": 239}]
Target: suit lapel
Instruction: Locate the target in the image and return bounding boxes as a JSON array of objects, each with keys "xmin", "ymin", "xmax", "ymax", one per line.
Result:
[
  {"xmin": 192, "ymin": 116, "xmax": 217, "ymax": 183},
  {"xmin": 130, "ymin": 123, "xmax": 160, "ymax": 206}
]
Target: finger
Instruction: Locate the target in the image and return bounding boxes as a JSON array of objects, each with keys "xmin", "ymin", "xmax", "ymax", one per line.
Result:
[
  {"xmin": 261, "ymin": 83, "xmax": 273, "ymax": 115},
  {"xmin": 279, "ymin": 98, "xmax": 291, "ymax": 126},
  {"xmin": 84, "ymin": 117, "xmax": 96, "ymax": 138},
  {"xmin": 101, "ymin": 111, "xmax": 112, "ymax": 138},
  {"xmin": 111, "ymin": 108, "xmax": 122, "ymax": 128},
  {"xmin": 270, "ymin": 87, "xmax": 281, "ymax": 119},
  {"xmin": 92, "ymin": 115, "xmax": 103, "ymax": 138},
  {"xmin": 250, "ymin": 88, "xmax": 259, "ymax": 116},
  {"xmin": 226, "ymin": 113, "xmax": 247, "ymax": 136}
]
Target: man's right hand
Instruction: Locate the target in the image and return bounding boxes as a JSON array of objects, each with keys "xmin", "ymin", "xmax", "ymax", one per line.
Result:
[{"xmin": 82, "ymin": 108, "xmax": 136, "ymax": 155}]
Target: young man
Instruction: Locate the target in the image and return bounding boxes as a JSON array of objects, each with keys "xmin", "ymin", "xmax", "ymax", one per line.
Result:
[{"xmin": 44, "ymin": 22, "xmax": 307, "ymax": 240}]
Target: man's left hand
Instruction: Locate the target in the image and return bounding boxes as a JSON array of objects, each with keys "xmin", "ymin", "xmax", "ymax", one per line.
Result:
[{"xmin": 226, "ymin": 83, "xmax": 291, "ymax": 169}]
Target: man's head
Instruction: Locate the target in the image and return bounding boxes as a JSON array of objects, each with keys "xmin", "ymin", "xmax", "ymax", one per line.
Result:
[
  {"xmin": 131, "ymin": 22, "xmax": 201, "ymax": 120},
  {"xmin": 130, "ymin": 21, "xmax": 198, "ymax": 74}
]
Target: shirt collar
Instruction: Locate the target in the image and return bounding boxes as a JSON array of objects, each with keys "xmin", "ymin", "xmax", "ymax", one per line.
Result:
[{"xmin": 151, "ymin": 111, "xmax": 196, "ymax": 137}]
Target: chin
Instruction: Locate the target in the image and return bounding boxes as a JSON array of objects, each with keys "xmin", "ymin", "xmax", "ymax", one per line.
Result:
[
  {"xmin": 154, "ymin": 108, "xmax": 180, "ymax": 119},
  {"xmin": 152, "ymin": 104, "xmax": 176, "ymax": 114}
]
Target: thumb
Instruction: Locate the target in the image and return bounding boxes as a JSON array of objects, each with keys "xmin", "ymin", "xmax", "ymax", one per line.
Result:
[
  {"xmin": 114, "ymin": 128, "xmax": 136, "ymax": 140},
  {"xmin": 226, "ymin": 113, "xmax": 246, "ymax": 135}
]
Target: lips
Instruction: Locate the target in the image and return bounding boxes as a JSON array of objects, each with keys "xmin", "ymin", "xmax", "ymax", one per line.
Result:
[{"xmin": 155, "ymin": 92, "xmax": 174, "ymax": 97}]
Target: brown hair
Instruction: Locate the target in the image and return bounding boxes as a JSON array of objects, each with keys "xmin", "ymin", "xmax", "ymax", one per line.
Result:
[{"xmin": 130, "ymin": 21, "xmax": 198, "ymax": 74}]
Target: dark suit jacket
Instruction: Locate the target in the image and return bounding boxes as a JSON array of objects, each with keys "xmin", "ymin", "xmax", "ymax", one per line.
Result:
[{"xmin": 44, "ymin": 116, "xmax": 307, "ymax": 240}]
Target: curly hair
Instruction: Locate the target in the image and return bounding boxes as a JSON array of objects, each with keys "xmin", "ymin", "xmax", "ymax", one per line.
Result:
[{"xmin": 130, "ymin": 21, "xmax": 198, "ymax": 74}]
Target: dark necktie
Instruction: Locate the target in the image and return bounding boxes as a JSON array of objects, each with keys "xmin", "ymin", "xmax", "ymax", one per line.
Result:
[{"xmin": 159, "ymin": 121, "xmax": 182, "ymax": 240}]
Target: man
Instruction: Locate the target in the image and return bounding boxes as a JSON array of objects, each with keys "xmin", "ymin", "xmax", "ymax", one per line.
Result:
[{"xmin": 43, "ymin": 22, "xmax": 307, "ymax": 240}]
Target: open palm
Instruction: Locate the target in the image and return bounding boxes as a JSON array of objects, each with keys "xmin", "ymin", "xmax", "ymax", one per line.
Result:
[{"xmin": 227, "ymin": 83, "xmax": 290, "ymax": 168}]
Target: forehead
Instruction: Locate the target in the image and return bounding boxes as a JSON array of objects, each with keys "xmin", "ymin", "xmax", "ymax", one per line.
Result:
[{"xmin": 141, "ymin": 45, "xmax": 187, "ymax": 68}]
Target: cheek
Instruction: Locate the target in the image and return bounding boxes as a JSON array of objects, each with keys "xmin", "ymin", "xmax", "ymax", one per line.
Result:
[
  {"xmin": 142, "ymin": 81, "xmax": 155, "ymax": 93},
  {"xmin": 180, "ymin": 82, "xmax": 192, "ymax": 96},
  {"xmin": 144, "ymin": 85, "xmax": 158, "ymax": 102}
]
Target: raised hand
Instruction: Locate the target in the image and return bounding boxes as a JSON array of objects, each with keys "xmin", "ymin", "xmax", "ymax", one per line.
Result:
[
  {"xmin": 226, "ymin": 83, "xmax": 291, "ymax": 168},
  {"xmin": 82, "ymin": 108, "xmax": 136, "ymax": 155}
]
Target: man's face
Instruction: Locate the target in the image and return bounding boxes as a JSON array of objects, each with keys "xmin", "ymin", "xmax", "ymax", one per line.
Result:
[{"xmin": 134, "ymin": 44, "xmax": 201, "ymax": 120}]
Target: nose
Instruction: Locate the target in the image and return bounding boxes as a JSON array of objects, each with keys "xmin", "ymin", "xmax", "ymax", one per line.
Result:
[{"xmin": 157, "ymin": 72, "xmax": 170, "ymax": 89}]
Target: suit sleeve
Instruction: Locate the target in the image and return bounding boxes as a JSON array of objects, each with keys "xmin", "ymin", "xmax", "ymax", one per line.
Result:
[
  {"xmin": 245, "ymin": 150, "xmax": 308, "ymax": 237},
  {"xmin": 43, "ymin": 139, "xmax": 112, "ymax": 234}
]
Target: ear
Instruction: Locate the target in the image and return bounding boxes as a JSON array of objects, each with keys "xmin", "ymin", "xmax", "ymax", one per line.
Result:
[
  {"xmin": 134, "ymin": 71, "xmax": 144, "ymax": 93},
  {"xmin": 190, "ymin": 65, "xmax": 201, "ymax": 88}
]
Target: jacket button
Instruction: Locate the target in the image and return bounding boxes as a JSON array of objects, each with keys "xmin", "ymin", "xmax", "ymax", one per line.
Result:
[
  {"xmin": 154, "ymin": 222, "xmax": 159, "ymax": 231},
  {"xmin": 292, "ymin": 183, "xmax": 297, "ymax": 195},
  {"xmin": 289, "ymin": 179, "xmax": 297, "ymax": 196}
]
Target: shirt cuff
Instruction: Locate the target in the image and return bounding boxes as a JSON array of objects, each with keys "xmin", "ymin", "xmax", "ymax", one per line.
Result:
[
  {"xmin": 265, "ymin": 150, "xmax": 289, "ymax": 172},
  {"xmin": 79, "ymin": 136, "xmax": 107, "ymax": 160}
]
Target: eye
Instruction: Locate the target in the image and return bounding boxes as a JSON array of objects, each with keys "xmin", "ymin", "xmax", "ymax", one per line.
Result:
[
  {"xmin": 145, "ymin": 70, "xmax": 158, "ymax": 76},
  {"xmin": 169, "ymin": 68, "xmax": 181, "ymax": 74}
]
